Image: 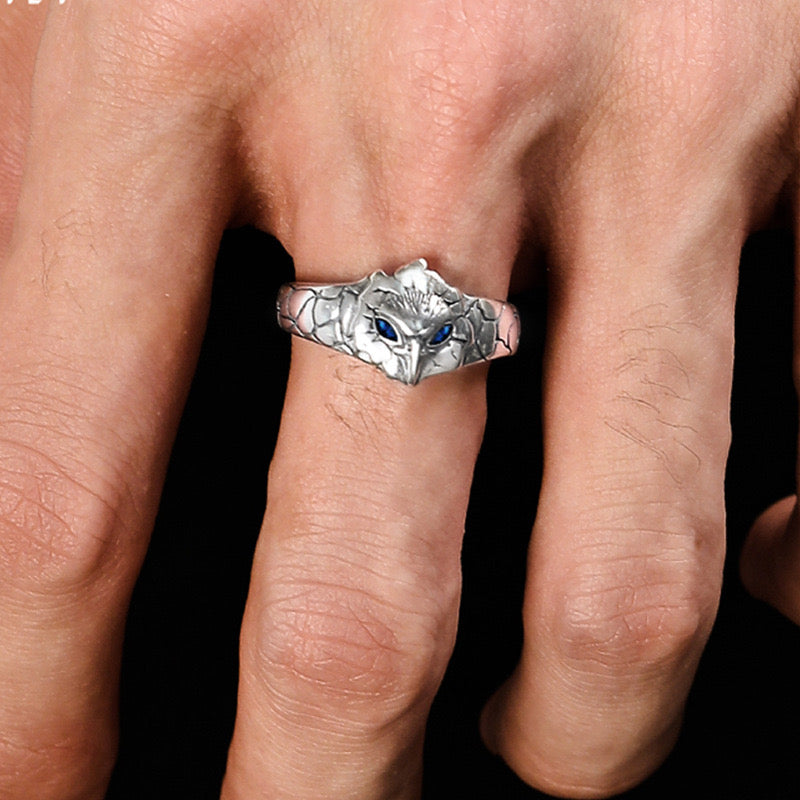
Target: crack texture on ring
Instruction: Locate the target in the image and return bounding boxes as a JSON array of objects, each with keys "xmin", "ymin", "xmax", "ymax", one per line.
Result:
[{"xmin": 276, "ymin": 258, "xmax": 520, "ymax": 385}]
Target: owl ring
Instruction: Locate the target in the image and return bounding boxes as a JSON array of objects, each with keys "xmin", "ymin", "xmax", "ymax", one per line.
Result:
[{"xmin": 276, "ymin": 259, "xmax": 520, "ymax": 385}]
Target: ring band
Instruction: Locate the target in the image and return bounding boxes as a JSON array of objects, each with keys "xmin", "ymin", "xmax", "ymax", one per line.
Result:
[{"xmin": 276, "ymin": 258, "xmax": 520, "ymax": 385}]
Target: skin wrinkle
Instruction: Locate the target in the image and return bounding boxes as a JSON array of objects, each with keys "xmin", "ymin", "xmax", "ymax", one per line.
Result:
[
  {"xmin": 255, "ymin": 697, "xmax": 415, "ymax": 762},
  {"xmin": 254, "ymin": 582, "xmax": 448, "ymax": 706},
  {"xmin": 560, "ymin": 28, "xmax": 791, "ymax": 251},
  {"xmin": 262, "ymin": 611, "xmax": 405, "ymax": 680},
  {"xmin": 550, "ymin": 576, "xmax": 711, "ymax": 674},
  {"xmin": 72, "ymin": 1, "xmax": 244, "ymax": 103},
  {"xmin": 573, "ymin": 476, "xmax": 722, "ymax": 528},
  {"xmin": 0, "ymin": 734, "xmax": 114, "ymax": 800},
  {"xmin": 260, "ymin": 579, "xmax": 421, "ymax": 625},
  {"xmin": 545, "ymin": 509, "xmax": 723, "ymax": 654},
  {"xmin": 0, "ymin": 386, "xmax": 145, "ymax": 503},
  {"xmin": 234, "ymin": 713, "xmax": 424, "ymax": 800},
  {"xmin": 0, "ymin": 461, "xmax": 124, "ymax": 588},
  {"xmin": 262, "ymin": 583, "xmax": 404, "ymax": 660},
  {"xmin": 563, "ymin": 597, "xmax": 698, "ymax": 655},
  {"xmin": 3, "ymin": 364, "xmax": 126, "ymax": 418},
  {"xmin": 0, "ymin": 374, "xmax": 154, "ymax": 592},
  {"xmin": 270, "ymin": 545, "xmax": 443, "ymax": 600},
  {"xmin": 275, "ymin": 522, "xmax": 443, "ymax": 572},
  {"xmin": 273, "ymin": 472, "xmax": 422, "ymax": 527},
  {"xmin": 266, "ymin": 505, "xmax": 462, "ymax": 615},
  {"xmin": 0, "ymin": 420, "xmax": 145, "ymax": 534},
  {"xmin": 609, "ymin": 5, "xmax": 752, "ymax": 142}
]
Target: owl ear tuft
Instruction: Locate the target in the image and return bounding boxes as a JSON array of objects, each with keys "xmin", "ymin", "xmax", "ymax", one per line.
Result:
[
  {"xmin": 395, "ymin": 258, "xmax": 428, "ymax": 275},
  {"xmin": 394, "ymin": 259, "xmax": 434, "ymax": 293}
]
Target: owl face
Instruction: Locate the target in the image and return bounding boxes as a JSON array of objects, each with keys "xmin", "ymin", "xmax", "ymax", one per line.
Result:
[
  {"xmin": 346, "ymin": 276, "xmax": 472, "ymax": 384},
  {"xmin": 350, "ymin": 307, "xmax": 467, "ymax": 384}
]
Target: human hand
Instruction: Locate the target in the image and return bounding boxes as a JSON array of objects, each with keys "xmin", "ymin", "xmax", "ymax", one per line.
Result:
[{"xmin": 1, "ymin": 2, "xmax": 799, "ymax": 798}]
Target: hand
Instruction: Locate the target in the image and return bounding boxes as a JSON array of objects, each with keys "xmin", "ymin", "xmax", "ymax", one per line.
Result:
[{"xmin": 1, "ymin": 2, "xmax": 799, "ymax": 798}]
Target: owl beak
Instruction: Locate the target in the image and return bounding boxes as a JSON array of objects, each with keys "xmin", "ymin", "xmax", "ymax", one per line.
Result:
[{"xmin": 408, "ymin": 340, "xmax": 423, "ymax": 385}]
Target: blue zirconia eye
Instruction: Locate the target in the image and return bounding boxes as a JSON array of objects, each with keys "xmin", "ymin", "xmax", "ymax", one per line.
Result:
[
  {"xmin": 429, "ymin": 323, "xmax": 453, "ymax": 346},
  {"xmin": 375, "ymin": 317, "xmax": 398, "ymax": 341}
]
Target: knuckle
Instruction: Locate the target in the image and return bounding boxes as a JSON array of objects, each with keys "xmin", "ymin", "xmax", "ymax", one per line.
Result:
[
  {"xmin": 61, "ymin": 1, "xmax": 257, "ymax": 105},
  {"xmin": 394, "ymin": 1, "xmax": 568, "ymax": 144},
  {"xmin": 252, "ymin": 577, "xmax": 454, "ymax": 729},
  {"xmin": 0, "ymin": 726, "xmax": 114, "ymax": 800},
  {"xmin": 550, "ymin": 528, "xmax": 721, "ymax": 671},
  {"xmin": 556, "ymin": 579, "xmax": 705, "ymax": 672},
  {"xmin": 0, "ymin": 439, "xmax": 125, "ymax": 595},
  {"xmin": 601, "ymin": 5, "xmax": 794, "ymax": 149}
]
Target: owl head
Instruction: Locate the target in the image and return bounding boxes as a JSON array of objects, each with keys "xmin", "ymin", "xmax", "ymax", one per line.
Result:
[{"xmin": 347, "ymin": 259, "xmax": 495, "ymax": 384}]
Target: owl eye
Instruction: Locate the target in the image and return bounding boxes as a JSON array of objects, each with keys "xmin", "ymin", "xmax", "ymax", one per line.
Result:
[
  {"xmin": 429, "ymin": 323, "xmax": 453, "ymax": 346},
  {"xmin": 375, "ymin": 317, "xmax": 398, "ymax": 341}
]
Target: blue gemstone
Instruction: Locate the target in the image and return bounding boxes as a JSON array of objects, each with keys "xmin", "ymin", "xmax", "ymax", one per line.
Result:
[
  {"xmin": 430, "ymin": 323, "xmax": 453, "ymax": 345},
  {"xmin": 375, "ymin": 317, "xmax": 398, "ymax": 341}
]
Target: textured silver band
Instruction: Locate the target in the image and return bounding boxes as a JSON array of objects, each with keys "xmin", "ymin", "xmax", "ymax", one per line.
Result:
[{"xmin": 276, "ymin": 258, "xmax": 520, "ymax": 385}]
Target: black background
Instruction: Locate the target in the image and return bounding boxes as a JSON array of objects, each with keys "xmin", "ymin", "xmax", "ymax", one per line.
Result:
[{"xmin": 105, "ymin": 227, "xmax": 800, "ymax": 799}]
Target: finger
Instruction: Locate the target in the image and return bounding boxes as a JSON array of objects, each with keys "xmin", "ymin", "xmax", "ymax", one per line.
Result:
[
  {"xmin": 224, "ymin": 212, "xmax": 520, "ymax": 798},
  {"xmin": 0, "ymin": 4, "xmax": 45, "ymax": 252},
  {"xmin": 481, "ymin": 27, "xmax": 796, "ymax": 797},
  {"xmin": 0, "ymin": 8, "xmax": 236, "ymax": 798},
  {"xmin": 482, "ymin": 174, "xmax": 736, "ymax": 796},
  {"xmin": 221, "ymin": 9, "xmax": 536, "ymax": 790},
  {"xmin": 739, "ymin": 199, "xmax": 800, "ymax": 622},
  {"xmin": 740, "ymin": 498, "xmax": 800, "ymax": 622},
  {"xmin": 224, "ymin": 341, "xmax": 490, "ymax": 799}
]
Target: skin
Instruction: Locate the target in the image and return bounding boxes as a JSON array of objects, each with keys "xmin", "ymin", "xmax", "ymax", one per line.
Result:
[{"xmin": 1, "ymin": 1, "xmax": 800, "ymax": 798}]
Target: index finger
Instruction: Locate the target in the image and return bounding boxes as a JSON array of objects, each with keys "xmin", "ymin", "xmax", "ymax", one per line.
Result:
[{"xmin": 0, "ymin": 6, "xmax": 238, "ymax": 794}]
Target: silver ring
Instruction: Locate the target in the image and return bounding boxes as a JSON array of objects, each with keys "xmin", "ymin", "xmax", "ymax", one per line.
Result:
[{"xmin": 276, "ymin": 259, "xmax": 520, "ymax": 385}]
